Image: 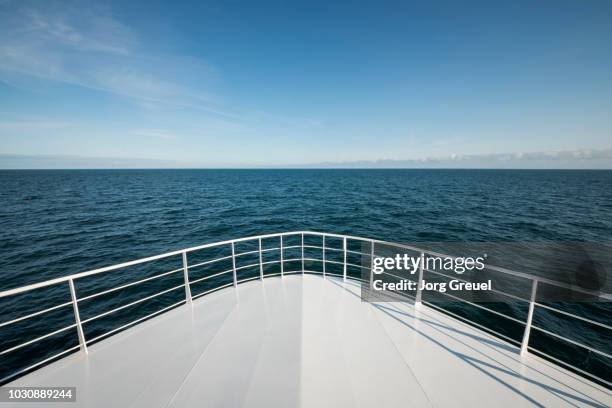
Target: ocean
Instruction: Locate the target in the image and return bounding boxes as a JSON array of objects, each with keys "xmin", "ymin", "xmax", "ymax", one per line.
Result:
[{"xmin": 0, "ymin": 169, "xmax": 610, "ymax": 384}]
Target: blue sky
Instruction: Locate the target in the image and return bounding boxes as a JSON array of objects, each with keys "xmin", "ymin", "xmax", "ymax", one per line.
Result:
[{"xmin": 0, "ymin": 0, "xmax": 611, "ymax": 168}]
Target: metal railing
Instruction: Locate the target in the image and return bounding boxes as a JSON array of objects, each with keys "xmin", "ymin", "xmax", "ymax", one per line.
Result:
[{"xmin": 0, "ymin": 231, "xmax": 610, "ymax": 387}]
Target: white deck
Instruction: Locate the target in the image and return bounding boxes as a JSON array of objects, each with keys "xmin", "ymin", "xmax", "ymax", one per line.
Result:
[{"xmin": 7, "ymin": 274, "xmax": 611, "ymax": 408}]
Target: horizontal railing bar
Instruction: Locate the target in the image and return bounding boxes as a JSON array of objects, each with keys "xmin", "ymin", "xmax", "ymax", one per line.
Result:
[
  {"xmin": 86, "ymin": 299, "xmax": 186, "ymax": 345},
  {"xmin": 234, "ymin": 250, "xmax": 259, "ymax": 257},
  {"xmin": 0, "ymin": 344, "xmax": 80, "ymax": 385},
  {"xmin": 424, "ymin": 268, "xmax": 530, "ymax": 303},
  {"xmin": 302, "ymin": 245, "xmax": 346, "ymax": 253},
  {"xmin": 261, "ymin": 245, "xmax": 299, "ymax": 253},
  {"xmin": 530, "ymin": 325, "xmax": 612, "ymax": 360},
  {"xmin": 304, "ymin": 245, "xmax": 372, "ymax": 258},
  {"xmin": 189, "ymin": 269, "xmax": 233, "ymax": 285},
  {"xmin": 2, "ymin": 230, "xmax": 609, "ymax": 302},
  {"xmin": 77, "ymin": 267, "xmax": 184, "ymax": 303},
  {"xmin": 303, "ymin": 245, "xmax": 367, "ymax": 257},
  {"xmin": 188, "ymin": 255, "xmax": 233, "ymax": 270},
  {"xmin": 235, "ymin": 262, "xmax": 261, "ymax": 272},
  {"xmin": 303, "ymin": 257, "xmax": 323, "ymax": 262},
  {"xmin": 237, "ymin": 276, "xmax": 261, "ymax": 284},
  {"xmin": 434, "ymin": 290, "xmax": 526, "ymax": 325},
  {"xmin": 81, "ymin": 284, "xmax": 185, "ymax": 325},
  {"xmin": 261, "ymin": 257, "xmax": 301, "ymax": 266},
  {"xmin": 534, "ymin": 303, "xmax": 612, "ymax": 331},
  {"xmin": 480, "ymin": 265, "xmax": 612, "ymax": 301},
  {"xmin": 241, "ymin": 246, "xmax": 297, "ymax": 255},
  {"xmin": 381, "ymin": 270, "xmax": 412, "ymax": 282},
  {"xmin": 261, "ymin": 246, "xmax": 280, "ymax": 253},
  {"xmin": 305, "ymin": 257, "xmax": 371, "ymax": 271},
  {"xmin": 527, "ymin": 346, "xmax": 612, "ymax": 388},
  {"xmin": 303, "ymin": 232, "xmax": 612, "ymax": 301},
  {"xmin": 321, "ymin": 259, "xmax": 344, "ymax": 266},
  {"xmin": 190, "ymin": 248, "xmax": 299, "ymax": 267},
  {"xmin": 233, "ymin": 246, "xmax": 298, "ymax": 257},
  {"xmin": 187, "ymin": 260, "xmax": 300, "ymax": 279},
  {"xmin": 321, "ymin": 246, "xmax": 344, "ymax": 252},
  {"xmin": 0, "ymin": 300, "xmax": 72, "ymax": 328},
  {"xmin": 422, "ymin": 300, "xmax": 523, "ymax": 347},
  {"xmin": 277, "ymin": 245, "xmax": 301, "ymax": 250},
  {"xmin": 0, "ymin": 232, "xmax": 305, "ymax": 298},
  {"xmin": 303, "ymin": 231, "xmax": 421, "ymax": 251},
  {"xmin": 315, "ymin": 256, "xmax": 533, "ymax": 307},
  {"xmin": 192, "ymin": 282, "xmax": 234, "ymax": 300},
  {"xmin": 188, "ymin": 233, "xmax": 303, "ymax": 251},
  {"xmin": 403, "ymin": 250, "xmax": 607, "ymax": 302},
  {"xmin": 484, "ymin": 269, "xmax": 610, "ymax": 300},
  {"xmin": 0, "ymin": 323, "xmax": 77, "ymax": 356},
  {"xmin": 346, "ymin": 261, "xmax": 370, "ymax": 270}
]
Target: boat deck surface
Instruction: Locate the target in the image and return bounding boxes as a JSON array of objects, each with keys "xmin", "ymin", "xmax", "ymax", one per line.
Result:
[{"xmin": 7, "ymin": 274, "xmax": 611, "ymax": 408}]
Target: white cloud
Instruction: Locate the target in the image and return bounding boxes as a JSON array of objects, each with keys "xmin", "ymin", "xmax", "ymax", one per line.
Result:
[
  {"xmin": 17, "ymin": 3, "xmax": 135, "ymax": 55},
  {"xmin": 305, "ymin": 148, "xmax": 612, "ymax": 169},
  {"xmin": 0, "ymin": 1, "xmax": 134, "ymax": 78},
  {"xmin": 2, "ymin": 147, "xmax": 611, "ymax": 169},
  {"xmin": 0, "ymin": 0, "xmax": 220, "ymax": 113},
  {"xmin": 0, "ymin": 0, "xmax": 326, "ymax": 140}
]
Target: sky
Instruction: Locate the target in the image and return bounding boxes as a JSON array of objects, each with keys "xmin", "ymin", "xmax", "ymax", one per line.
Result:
[{"xmin": 0, "ymin": 0, "xmax": 611, "ymax": 168}]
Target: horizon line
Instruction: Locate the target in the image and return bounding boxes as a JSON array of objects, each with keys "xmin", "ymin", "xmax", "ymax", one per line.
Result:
[{"xmin": 2, "ymin": 167, "xmax": 612, "ymax": 171}]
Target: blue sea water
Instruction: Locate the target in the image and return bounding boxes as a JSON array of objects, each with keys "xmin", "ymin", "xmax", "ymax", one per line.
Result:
[{"xmin": 0, "ymin": 169, "xmax": 611, "ymax": 384}]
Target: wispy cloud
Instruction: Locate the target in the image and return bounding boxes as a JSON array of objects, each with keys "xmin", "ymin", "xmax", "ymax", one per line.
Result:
[
  {"xmin": 0, "ymin": 0, "xmax": 220, "ymax": 113},
  {"xmin": 2, "ymin": 148, "xmax": 612, "ymax": 169},
  {"xmin": 0, "ymin": 1, "xmax": 134, "ymax": 76},
  {"xmin": 17, "ymin": 2, "xmax": 134, "ymax": 55},
  {"xmin": 0, "ymin": 0, "xmax": 327, "ymax": 144},
  {"xmin": 429, "ymin": 148, "xmax": 612, "ymax": 163},
  {"xmin": 305, "ymin": 148, "xmax": 612, "ymax": 169}
]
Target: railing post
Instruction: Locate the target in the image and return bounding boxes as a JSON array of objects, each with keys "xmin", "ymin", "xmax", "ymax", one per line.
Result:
[
  {"xmin": 343, "ymin": 237, "xmax": 347, "ymax": 281},
  {"xmin": 182, "ymin": 251, "xmax": 192, "ymax": 304},
  {"xmin": 369, "ymin": 241, "xmax": 375, "ymax": 289},
  {"xmin": 521, "ymin": 279, "xmax": 538, "ymax": 356},
  {"xmin": 280, "ymin": 235, "xmax": 284, "ymax": 277},
  {"xmin": 301, "ymin": 233, "xmax": 305, "ymax": 274},
  {"xmin": 258, "ymin": 238, "xmax": 264, "ymax": 280},
  {"xmin": 68, "ymin": 279, "xmax": 88, "ymax": 354},
  {"xmin": 231, "ymin": 242, "xmax": 237, "ymax": 288},
  {"xmin": 415, "ymin": 252, "xmax": 424, "ymax": 307},
  {"xmin": 322, "ymin": 235, "xmax": 326, "ymax": 277}
]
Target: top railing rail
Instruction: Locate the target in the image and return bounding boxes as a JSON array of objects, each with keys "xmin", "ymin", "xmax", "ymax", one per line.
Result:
[
  {"xmin": 0, "ymin": 231, "xmax": 610, "ymax": 387},
  {"xmin": 1, "ymin": 231, "xmax": 610, "ymax": 301},
  {"xmin": 0, "ymin": 231, "xmax": 303, "ymax": 299}
]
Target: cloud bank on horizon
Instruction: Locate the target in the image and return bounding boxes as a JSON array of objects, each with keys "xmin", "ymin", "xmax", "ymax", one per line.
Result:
[
  {"xmin": 1, "ymin": 0, "xmax": 611, "ymax": 168},
  {"xmin": 2, "ymin": 147, "xmax": 611, "ymax": 169}
]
